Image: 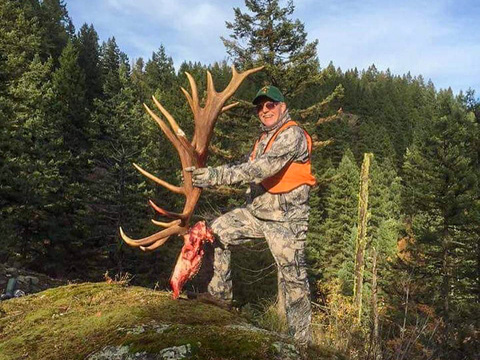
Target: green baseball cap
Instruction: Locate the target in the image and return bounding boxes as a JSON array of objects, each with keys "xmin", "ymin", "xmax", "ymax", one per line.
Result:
[{"xmin": 252, "ymin": 85, "xmax": 285, "ymax": 104}]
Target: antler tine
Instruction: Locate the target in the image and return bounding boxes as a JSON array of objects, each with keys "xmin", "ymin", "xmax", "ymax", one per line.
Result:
[
  {"xmin": 143, "ymin": 104, "xmax": 182, "ymax": 153},
  {"xmin": 151, "ymin": 219, "xmax": 182, "ymax": 228},
  {"xmin": 222, "ymin": 102, "xmax": 239, "ymax": 113},
  {"xmin": 235, "ymin": 64, "xmax": 265, "ymax": 77},
  {"xmin": 133, "ymin": 163, "xmax": 184, "ymax": 195},
  {"xmin": 140, "ymin": 238, "xmax": 170, "ymax": 251},
  {"xmin": 218, "ymin": 65, "xmax": 264, "ymax": 100},
  {"xmin": 184, "ymin": 72, "xmax": 199, "ymax": 111},
  {"xmin": 120, "ymin": 225, "xmax": 186, "ymax": 247},
  {"xmin": 206, "ymin": 70, "xmax": 216, "ymax": 99},
  {"xmin": 181, "ymin": 87, "xmax": 194, "ymax": 113},
  {"xmin": 152, "ymin": 95, "xmax": 183, "ymax": 135},
  {"xmin": 149, "ymin": 200, "xmax": 185, "ymax": 219},
  {"xmin": 192, "ymin": 65, "xmax": 265, "ymax": 156},
  {"xmin": 151, "ymin": 96, "xmax": 197, "ymax": 163},
  {"xmin": 207, "ymin": 65, "xmax": 265, "ymax": 111}
]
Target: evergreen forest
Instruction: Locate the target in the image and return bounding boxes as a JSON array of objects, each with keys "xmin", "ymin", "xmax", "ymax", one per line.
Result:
[{"xmin": 1, "ymin": 0, "xmax": 479, "ymax": 359}]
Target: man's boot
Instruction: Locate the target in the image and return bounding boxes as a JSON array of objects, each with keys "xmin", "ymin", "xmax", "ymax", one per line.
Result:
[{"xmin": 186, "ymin": 291, "xmax": 232, "ymax": 310}]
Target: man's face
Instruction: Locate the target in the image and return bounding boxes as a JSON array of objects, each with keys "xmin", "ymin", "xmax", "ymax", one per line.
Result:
[{"xmin": 256, "ymin": 98, "xmax": 286, "ymax": 127}]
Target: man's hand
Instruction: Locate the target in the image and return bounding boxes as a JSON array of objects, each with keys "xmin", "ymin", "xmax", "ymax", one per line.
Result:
[{"xmin": 185, "ymin": 166, "xmax": 219, "ymax": 188}]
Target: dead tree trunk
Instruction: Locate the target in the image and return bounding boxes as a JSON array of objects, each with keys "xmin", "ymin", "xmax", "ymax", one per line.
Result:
[
  {"xmin": 353, "ymin": 152, "xmax": 373, "ymax": 321},
  {"xmin": 371, "ymin": 247, "xmax": 380, "ymax": 359}
]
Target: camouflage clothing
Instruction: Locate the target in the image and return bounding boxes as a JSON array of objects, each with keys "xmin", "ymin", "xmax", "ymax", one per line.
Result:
[
  {"xmin": 214, "ymin": 111, "xmax": 311, "ymax": 223},
  {"xmin": 209, "ymin": 208, "xmax": 312, "ymax": 344},
  {"xmin": 207, "ymin": 111, "xmax": 313, "ymax": 345}
]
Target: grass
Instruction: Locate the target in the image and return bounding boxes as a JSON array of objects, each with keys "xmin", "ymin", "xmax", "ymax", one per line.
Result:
[{"xmin": 0, "ymin": 282, "xmax": 341, "ymax": 360}]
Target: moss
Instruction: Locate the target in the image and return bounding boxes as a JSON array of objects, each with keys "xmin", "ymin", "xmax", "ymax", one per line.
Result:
[
  {"xmin": 126, "ymin": 324, "xmax": 275, "ymax": 359},
  {"xmin": 0, "ymin": 282, "xmax": 338, "ymax": 360}
]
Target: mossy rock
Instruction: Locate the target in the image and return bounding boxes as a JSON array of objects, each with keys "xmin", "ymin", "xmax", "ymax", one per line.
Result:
[{"xmin": 0, "ymin": 282, "xmax": 338, "ymax": 359}]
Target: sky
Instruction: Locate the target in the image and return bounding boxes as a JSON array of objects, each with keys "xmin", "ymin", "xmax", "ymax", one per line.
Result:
[{"xmin": 66, "ymin": 0, "xmax": 480, "ymax": 95}]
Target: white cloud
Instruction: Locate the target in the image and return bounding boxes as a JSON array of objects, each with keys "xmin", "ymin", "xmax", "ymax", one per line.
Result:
[
  {"xmin": 67, "ymin": 0, "xmax": 480, "ymax": 94},
  {"xmin": 300, "ymin": 0, "xmax": 480, "ymax": 92},
  {"xmin": 79, "ymin": 0, "xmax": 237, "ymax": 65}
]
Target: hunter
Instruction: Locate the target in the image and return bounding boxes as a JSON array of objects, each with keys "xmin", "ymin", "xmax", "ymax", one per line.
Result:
[{"xmin": 188, "ymin": 85, "xmax": 316, "ymax": 345}]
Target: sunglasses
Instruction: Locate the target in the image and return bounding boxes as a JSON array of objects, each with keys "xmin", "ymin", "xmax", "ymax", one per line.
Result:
[{"xmin": 256, "ymin": 101, "xmax": 279, "ymax": 112}]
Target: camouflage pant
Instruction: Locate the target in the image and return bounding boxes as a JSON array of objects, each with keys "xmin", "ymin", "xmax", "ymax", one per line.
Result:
[{"xmin": 208, "ymin": 207, "xmax": 312, "ymax": 344}]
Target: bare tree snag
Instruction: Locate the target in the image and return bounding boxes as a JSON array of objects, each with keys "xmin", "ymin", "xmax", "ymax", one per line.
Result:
[
  {"xmin": 353, "ymin": 152, "xmax": 373, "ymax": 321},
  {"xmin": 371, "ymin": 247, "xmax": 380, "ymax": 359}
]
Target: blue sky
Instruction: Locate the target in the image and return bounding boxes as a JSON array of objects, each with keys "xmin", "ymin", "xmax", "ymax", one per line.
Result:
[{"xmin": 66, "ymin": 0, "xmax": 480, "ymax": 95}]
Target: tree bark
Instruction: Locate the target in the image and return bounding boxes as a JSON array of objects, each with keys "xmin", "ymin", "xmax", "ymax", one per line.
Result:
[
  {"xmin": 353, "ymin": 153, "xmax": 373, "ymax": 321},
  {"xmin": 477, "ymin": 236, "xmax": 480, "ymax": 303},
  {"xmin": 371, "ymin": 247, "xmax": 381, "ymax": 359}
]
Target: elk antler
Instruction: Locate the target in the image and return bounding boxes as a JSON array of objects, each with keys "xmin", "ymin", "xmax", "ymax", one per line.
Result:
[{"xmin": 120, "ymin": 65, "xmax": 263, "ymax": 251}]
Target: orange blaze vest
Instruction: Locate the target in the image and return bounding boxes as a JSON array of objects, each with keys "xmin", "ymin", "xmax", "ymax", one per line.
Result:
[{"xmin": 250, "ymin": 120, "xmax": 316, "ymax": 194}]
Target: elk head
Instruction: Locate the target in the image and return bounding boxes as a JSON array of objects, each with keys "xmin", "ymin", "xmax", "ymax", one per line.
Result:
[{"xmin": 119, "ymin": 65, "xmax": 263, "ymax": 251}]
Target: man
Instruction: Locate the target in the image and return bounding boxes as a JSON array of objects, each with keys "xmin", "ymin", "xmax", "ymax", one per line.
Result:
[{"xmin": 188, "ymin": 85, "xmax": 315, "ymax": 345}]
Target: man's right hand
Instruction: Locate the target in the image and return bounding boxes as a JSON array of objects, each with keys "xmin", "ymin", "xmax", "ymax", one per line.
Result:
[{"xmin": 185, "ymin": 166, "xmax": 218, "ymax": 188}]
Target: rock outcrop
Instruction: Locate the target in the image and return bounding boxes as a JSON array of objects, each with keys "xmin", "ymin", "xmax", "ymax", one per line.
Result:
[
  {"xmin": 0, "ymin": 264, "xmax": 66, "ymax": 299},
  {"xmin": 0, "ymin": 282, "xmax": 338, "ymax": 360}
]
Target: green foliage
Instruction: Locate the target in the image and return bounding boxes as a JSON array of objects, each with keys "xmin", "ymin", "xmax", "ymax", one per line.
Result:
[
  {"xmin": 312, "ymin": 281, "xmax": 369, "ymax": 358},
  {"xmin": 144, "ymin": 45, "xmax": 176, "ymax": 92},
  {"xmin": 100, "ymin": 37, "xmax": 123, "ymax": 98},
  {"xmin": 308, "ymin": 149, "xmax": 359, "ymax": 292},
  {"xmin": 76, "ymin": 23, "xmax": 102, "ymax": 105},
  {"xmin": 244, "ymin": 299, "xmax": 288, "ymax": 333},
  {"xmin": 403, "ymin": 89, "xmax": 479, "ymax": 347},
  {"xmin": 1, "ymin": 2, "xmax": 479, "ymax": 358},
  {"xmin": 368, "ymin": 157, "xmax": 402, "ymax": 260},
  {"xmin": 36, "ymin": 0, "xmax": 72, "ymax": 61},
  {"xmin": 355, "ymin": 121, "xmax": 396, "ymax": 163},
  {"xmin": 0, "ymin": 1, "xmax": 43, "ymax": 79},
  {"xmin": 223, "ymin": 0, "xmax": 320, "ymax": 98},
  {"xmin": 52, "ymin": 40, "xmax": 88, "ymax": 151},
  {"xmin": 0, "ymin": 55, "xmax": 58, "ymax": 264}
]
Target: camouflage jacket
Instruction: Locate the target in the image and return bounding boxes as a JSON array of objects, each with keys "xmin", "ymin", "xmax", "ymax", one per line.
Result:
[{"xmin": 214, "ymin": 111, "xmax": 312, "ymax": 225}]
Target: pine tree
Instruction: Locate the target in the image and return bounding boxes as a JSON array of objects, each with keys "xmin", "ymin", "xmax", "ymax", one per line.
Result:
[
  {"xmin": 144, "ymin": 45, "xmax": 176, "ymax": 93},
  {"xmin": 0, "ymin": 1, "xmax": 62, "ymax": 265},
  {"xmin": 37, "ymin": 0, "xmax": 72, "ymax": 61},
  {"xmin": 131, "ymin": 57, "xmax": 150, "ymax": 102},
  {"xmin": 368, "ymin": 157, "xmax": 402, "ymax": 279},
  {"xmin": 403, "ymin": 90, "xmax": 479, "ymax": 341},
  {"xmin": 88, "ymin": 80, "xmax": 150, "ymax": 272},
  {"xmin": 100, "ymin": 37, "xmax": 122, "ymax": 98},
  {"xmin": 366, "ymin": 157, "xmax": 402, "ymax": 333},
  {"xmin": 0, "ymin": 0, "xmax": 43, "ymax": 79},
  {"xmin": 222, "ymin": 0, "xmax": 320, "ymax": 98},
  {"xmin": 460, "ymin": 89, "xmax": 480, "ymax": 304},
  {"xmin": 51, "ymin": 41, "xmax": 88, "ymax": 152},
  {"xmin": 0, "ymin": 55, "xmax": 58, "ymax": 265},
  {"xmin": 309, "ymin": 149, "xmax": 360, "ymax": 293},
  {"xmin": 27, "ymin": 40, "xmax": 91, "ymax": 275},
  {"xmin": 76, "ymin": 23, "xmax": 102, "ymax": 105},
  {"xmin": 87, "ymin": 43, "xmax": 178, "ymax": 275}
]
